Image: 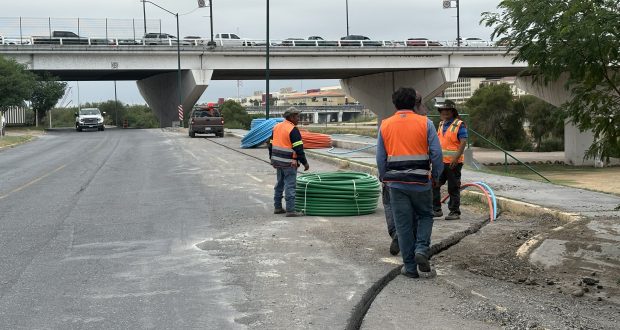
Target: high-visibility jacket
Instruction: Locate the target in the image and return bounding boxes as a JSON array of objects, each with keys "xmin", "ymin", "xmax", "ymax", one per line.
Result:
[
  {"xmin": 438, "ymin": 119, "xmax": 464, "ymax": 163},
  {"xmin": 380, "ymin": 110, "xmax": 431, "ymax": 184},
  {"xmin": 270, "ymin": 120, "xmax": 300, "ymax": 167}
]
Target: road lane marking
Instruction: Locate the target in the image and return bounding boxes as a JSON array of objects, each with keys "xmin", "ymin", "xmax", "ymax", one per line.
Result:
[
  {"xmin": 246, "ymin": 173, "xmax": 264, "ymax": 183},
  {"xmin": 216, "ymin": 156, "xmax": 229, "ymax": 164},
  {"xmin": 0, "ymin": 164, "xmax": 67, "ymax": 200},
  {"xmin": 185, "ymin": 150, "xmax": 199, "ymax": 160}
]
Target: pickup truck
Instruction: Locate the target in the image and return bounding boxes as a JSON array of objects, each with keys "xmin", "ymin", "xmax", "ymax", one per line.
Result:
[
  {"xmin": 75, "ymin": 108, "xmax": 105, "ymax": 131},
  {"xmin": 188, "ymin": 104, "xmax": 224, "ymax": 138},
  {"xmin": 32, "ymin": 31, "xmax": 110, "ymax": 45}
]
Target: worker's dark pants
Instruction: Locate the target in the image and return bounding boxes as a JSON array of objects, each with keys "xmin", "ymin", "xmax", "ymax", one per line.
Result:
[
  {"xmin": 382, "ymin": 185, "xmax": 396, "ymax": 239},
  {"xmin": 432, "ymin": 163, "xmax": 463, "ymax": 214},
  {"xmin": 274, "ymin": 167, "xmax": 297, "ymax": 212}
]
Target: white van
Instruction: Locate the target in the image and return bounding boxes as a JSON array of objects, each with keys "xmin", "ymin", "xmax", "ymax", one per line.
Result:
[{"xmin": 214, "ymin": 33, "xmax": 252, "ymax": 47}]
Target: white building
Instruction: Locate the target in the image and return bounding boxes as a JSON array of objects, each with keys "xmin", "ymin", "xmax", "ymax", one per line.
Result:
[{"xmin": 442, "ymin": 78, "xmax": 485, "ymax": 104}]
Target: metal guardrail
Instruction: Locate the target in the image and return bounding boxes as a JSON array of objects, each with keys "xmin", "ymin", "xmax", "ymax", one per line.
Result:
[{"xmin": 245, "ymin": 105, "xmax": 364, "ymax": 113}]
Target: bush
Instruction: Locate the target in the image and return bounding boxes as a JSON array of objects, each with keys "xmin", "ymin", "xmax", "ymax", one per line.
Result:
[{"xmin": 220, "ymin": 100, "xmax": 252, "ymax": 129}]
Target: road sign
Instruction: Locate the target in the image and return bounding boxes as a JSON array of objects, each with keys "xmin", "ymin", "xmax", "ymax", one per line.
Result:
[
  {"xmin": 198, "ymin": 0, "xmax": 206, "ymax": 8},
  {"xmin": 443, "ymin": 1, "xmax": 453, "ymax": 9},
  {"xmin": 178, "ymin": 105, "xmax": 184, "ymax": 121}
]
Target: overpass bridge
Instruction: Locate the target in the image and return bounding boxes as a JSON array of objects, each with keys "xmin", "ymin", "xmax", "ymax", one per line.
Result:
[
  {"xmin": 0, "ymin": 43, "xmax": 525, "ymax": 124},
  {"xmin": 1, "ymin": 42, "xmax": 596, "ymax": 165},
  {"xmin": 245, "ymin": 105, "xmax": 365, "ymax": 123}
]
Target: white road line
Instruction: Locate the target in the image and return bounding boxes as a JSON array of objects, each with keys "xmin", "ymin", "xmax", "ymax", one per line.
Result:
[
  {"xmin": 185, "ymin": 150, "xmax": 199, "ymax": 160},
  {"xmin": 246, "ymin": 174, "xmax": 264, "ymax": 183},
  {"xmin": 216, "ymin": 156, "xmax": 229, "ymax": 164},
  {"xmin": 470, "ymin": 290, "xmax": 489, "ymax": 300}
]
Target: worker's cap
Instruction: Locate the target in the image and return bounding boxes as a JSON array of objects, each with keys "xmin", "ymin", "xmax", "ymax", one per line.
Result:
[
  {"xmin": 283, "ymin": 107, "xmax": 301, "ymax": 117},
  {"xmin": 437, "ymin": 99, "xmax": 459, "ymax": 115}
]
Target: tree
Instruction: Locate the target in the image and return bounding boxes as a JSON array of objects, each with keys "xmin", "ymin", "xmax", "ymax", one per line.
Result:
[
  {"xmin": 465, "ymin": 84, "xmax": 526, "ymax": 150},
  {"xmin": 30, "ymin": 73, "xmax": 67, "ymax": 124},
  {"xmin": 482, "ymin": 0, "xmax": 620, "ymax": 161},
  {"xmin": 517, "ymin": 95, "xmax": 565, "ymax": 152},
  {"xmin": 0, "ymin": 55, "xmax": 36, "ymax": 109},
  {"xmin": 220, "ymin": 100, "xmax": 252, "ymax": 129}
]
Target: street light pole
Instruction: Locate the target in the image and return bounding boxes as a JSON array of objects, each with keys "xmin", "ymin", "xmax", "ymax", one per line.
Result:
[
  {"xmin": 209, "ymin": 0, "xmax": 215, "ymax": 46},
  {"xmin": 346, "ymin": 0, "xmax": 349, "ymax": 36},
  {"xmin": 265, "ymin": 0, "xmax": 270, "ymax": 119},
  {"xmin": 143, "ymin": 0, "xmax": 147, "ymax": 35},
  {"xmin": 456, "ymin": 0, "xmax": 461, "ymax": 47},
  {"xmin": 141, "ymin": 0, "xmax": 183, "ymax": 127}
]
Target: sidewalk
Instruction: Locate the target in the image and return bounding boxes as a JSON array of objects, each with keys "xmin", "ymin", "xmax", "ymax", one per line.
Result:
[{"xmin": 227, "ymin": 129, "xmax": 620, "ymax": 327}]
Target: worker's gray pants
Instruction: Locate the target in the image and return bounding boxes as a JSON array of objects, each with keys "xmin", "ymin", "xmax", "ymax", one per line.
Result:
[{"xmin": 274, "ymin": 167, "xmax": 297, "ymax": 212}]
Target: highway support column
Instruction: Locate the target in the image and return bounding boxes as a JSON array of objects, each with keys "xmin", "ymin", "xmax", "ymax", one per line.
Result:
[{"xmin": 137, "ymin": 69, "xmax": 213, "ymax": 127}]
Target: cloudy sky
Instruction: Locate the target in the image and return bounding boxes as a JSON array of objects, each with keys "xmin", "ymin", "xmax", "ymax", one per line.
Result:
[{"xmin": 3, "ymin": 0, "xmax": 502, "ymax": 106}]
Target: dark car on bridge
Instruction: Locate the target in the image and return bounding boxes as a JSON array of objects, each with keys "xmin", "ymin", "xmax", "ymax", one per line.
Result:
[
  {"xmin": 406, "ymin": 38, "xmax": 443, "ymax": 47},
  {"xmin": 340, "ymin": 35, "xmax": 382, "ymax": 47},
  {"xmin": 189, "ymin": 104, "xmax": 224, "ymax": 138}
]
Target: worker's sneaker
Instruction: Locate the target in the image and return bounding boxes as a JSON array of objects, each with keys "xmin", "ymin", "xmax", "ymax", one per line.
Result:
[
  {"xmin": 433, "ymin": 210, "xmax": 444, "ymax": 218},
  {"xmin": 274, "ymin": 208, "xmax": 286, "ymax": 214},
  {"xmin": 285, "ymin": 211, "xmax": 304, "ymax": 217},
  {"xmin": 445, "ymin": 212, "xmax": 460, "ymax": 220},
  {"xmin": 389, "ymin": 237, "xmax": 400, "ymax": 256},
  {"xmin": 414, "ymin": 253, "xmax": 432, "ymax": 273},
  {"xmin": 401, "ymin": 267, "xmax": 419, "ymax": 278}
]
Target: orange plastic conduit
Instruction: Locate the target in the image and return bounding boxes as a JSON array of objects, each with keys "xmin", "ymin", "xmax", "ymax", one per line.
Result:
[
  {"xmin": 300, "ymin": 130, "xmax": 332, "ymax": 149},
  {"xmin": 441, "ymin": 183, "xmax": 495, "ymax": 222}
]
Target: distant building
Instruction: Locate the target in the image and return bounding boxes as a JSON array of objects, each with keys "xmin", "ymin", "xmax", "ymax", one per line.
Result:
[
  {"xmin": 442, "ymin": 78, "xmax": 485, "ymax": 104},
  {"xmin": 277, "ymin": 87, "xmax": 357, "ymax": 106},
  {"xmin": 480, "ymin": 77, "xmax": 528, "ymax": 97}
]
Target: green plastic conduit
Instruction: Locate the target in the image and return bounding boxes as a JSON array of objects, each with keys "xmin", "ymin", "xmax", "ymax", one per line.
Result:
[{"xmin": 296, "ymin": 172, "xmax": 381, "ymax": 216}]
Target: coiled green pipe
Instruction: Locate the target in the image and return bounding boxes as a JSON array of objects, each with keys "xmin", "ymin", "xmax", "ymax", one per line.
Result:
[{"xmin": 296, "ymin": 172, "xmax": 381, "ymax": 216}]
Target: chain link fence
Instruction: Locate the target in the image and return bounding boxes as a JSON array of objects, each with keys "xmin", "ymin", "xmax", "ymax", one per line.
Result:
[{"xmin": 0, "ymin": 17, "xmax": 162, "ymax": 41}]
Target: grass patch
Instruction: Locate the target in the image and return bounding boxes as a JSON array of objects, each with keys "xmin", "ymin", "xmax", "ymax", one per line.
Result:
[
  {"xmin": 0, "ymin": 135, "xmax": 34, "ymax": 148},
  {"xmin": 303, "ymin": 127, "xmax": 378, "ymax": 138},
  {"xmin": 5, "ymin": 126, "xmax": 46, "ymax": 132}
]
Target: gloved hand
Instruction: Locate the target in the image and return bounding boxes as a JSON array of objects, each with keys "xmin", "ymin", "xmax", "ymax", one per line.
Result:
[{"xmin": 303, "ymin": 163, "xmax": 310, "ymax": 171}]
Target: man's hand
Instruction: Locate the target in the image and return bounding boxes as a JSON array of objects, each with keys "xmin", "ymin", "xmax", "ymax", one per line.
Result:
[
  {"xmin": 432, "ymin": 179, "xmax": 439, "ymax": 189},
  {"xmin": 303, "ymin": 163, "xmax": 310, "ymax": 171},
  {"xmin": 449, "ymin": 157, "xmax": 459, "ymax": 169}
]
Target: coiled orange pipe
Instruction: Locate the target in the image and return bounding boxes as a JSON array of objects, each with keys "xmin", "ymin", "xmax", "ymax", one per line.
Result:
[
  {"xmin": 300, "ymin": 130, "xmax": 332, "ymax": 149},
  {"xmin": 441, "ymin": 183, "xmax": 495, "ymax": 222}
]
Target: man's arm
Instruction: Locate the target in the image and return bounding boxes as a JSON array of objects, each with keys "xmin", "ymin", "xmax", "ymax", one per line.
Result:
[
  {"xmin": 268, "ymin": 133, "xmax": 274, "ymax": 159},
  {"xmin": 289, "ymin": 127, "xmax": 309, "ymax": 169},
  {"xmin": 427, "ymin": 120, "xmax": 444, "ymax": 180},
  {"xmin": 450, "ymin": 122, "xmax": 469, "ymax": 168},
  {"xmin": 376, "ymin": 129, "xmax": 387, "ymax": 181}
]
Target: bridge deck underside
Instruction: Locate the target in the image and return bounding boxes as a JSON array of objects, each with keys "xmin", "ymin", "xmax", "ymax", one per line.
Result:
[{"xmin": 32, "ymin": 67, "xmax": 524, "ymax": 81}]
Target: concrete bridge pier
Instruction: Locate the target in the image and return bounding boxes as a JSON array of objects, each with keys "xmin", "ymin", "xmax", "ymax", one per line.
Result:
[
  {"xmin": 313, "ymin": 112, "xmax": 319, "ymax": 124},
  {"xmin": 337, "ymin": 111, "xmax": 343, "ymax": 122},
  {"xmin": 137, "ymin": 69, "xmax": 213, "ymax": 127},
  {"xmin": 516, "ymin": 75, "xmax": 615, "ymax": 166},
  {"xmin": 340, "ymin": 68, "xmax": 461, "ymax": 121}
]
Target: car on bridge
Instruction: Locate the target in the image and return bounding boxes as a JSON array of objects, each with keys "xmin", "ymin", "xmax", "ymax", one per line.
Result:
[
  {"xmin": 406, "ymin": 38, "xmax": 443, "ymax": 47},
  {"xmin": 32, "ymin": 31, "xmax": 111, "ymax": 45},
  {"xmin": 143, "ymin": 33, "xmax": 191, "ymax": 46},
  {"xmin": 340, "ymin": 35, "xmax": 382, "ymax": 47},
  {"xmin": 188, "ymin": 104, "xmax": 224, "ymax": 138},
  {"xmin": 214, "ymin": 33, "xmax": 255, "ymax": 47},
  {"xmin": 75, "ymin": 108, "xmax": 105, "ymax": 132}
]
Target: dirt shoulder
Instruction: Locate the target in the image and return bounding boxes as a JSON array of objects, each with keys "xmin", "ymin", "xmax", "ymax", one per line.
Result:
[{"xmin": 436, "ymin": 211, "xmax": 620, "ymax": 305}]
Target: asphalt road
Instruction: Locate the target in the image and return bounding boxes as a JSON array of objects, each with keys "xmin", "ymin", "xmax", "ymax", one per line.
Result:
[{"xmin": 0, "ymin": 128, "xmax": 398, "ymax": 329}]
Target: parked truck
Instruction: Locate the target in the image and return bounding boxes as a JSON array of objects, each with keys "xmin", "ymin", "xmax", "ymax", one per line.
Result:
[
  {"xmin": 32, "ymin": 31, "xmax": 110, "ymax": 45},
  {"xmin": 188, "ymin": 103, "xmax": 224, "ymax": 138}
]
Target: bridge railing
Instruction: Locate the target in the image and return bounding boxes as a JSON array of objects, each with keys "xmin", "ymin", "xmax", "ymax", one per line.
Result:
[{"xmin": 244, "ymin": 105, "xmax": 365, "ymax": 114}]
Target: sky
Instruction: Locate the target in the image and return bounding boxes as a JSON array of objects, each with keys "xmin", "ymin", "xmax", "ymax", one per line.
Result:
[{"xmin": 2, "ymin": 0, "xmax": 503, "ymax": 106}]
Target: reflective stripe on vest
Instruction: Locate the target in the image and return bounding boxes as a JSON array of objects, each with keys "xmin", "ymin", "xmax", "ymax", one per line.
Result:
[
  {"xmin": 438, "ymin": 119, "xmax": 464, "ymax": 163},
  {"xmin": 271, "ymin": 120, "xmax": 297, "ymax": 167},
  {"xmin": 380, "ymin": 110, "xmax": 431, "ymax": 185}
]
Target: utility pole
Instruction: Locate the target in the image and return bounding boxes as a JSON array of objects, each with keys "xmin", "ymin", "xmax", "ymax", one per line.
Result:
[
  {"xmin": 265, "ymin": 0, "xmax": 270, "ymax": 119},
  {"xmin": 143, "ymin": 0, "xmax": 147, "ymax": 35},
  {"xmin": 114, "ymin": 81, "xmax": 119, "ymax": 127},
  {"xmin": 346, "ymin": 0, "xmax": 350, "ymax": 36},
  {"xmin": 209, "ymin": 0, "xmax": 215, "ymax": 46},
  {"xmin": 456, "ymin": 0, "xmax": 461, "ymax": 47}
]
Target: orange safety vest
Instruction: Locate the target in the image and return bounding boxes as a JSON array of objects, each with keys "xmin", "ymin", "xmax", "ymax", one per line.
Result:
[
  {"xmin": 380, "ymin": 110, "xmax": 431, "ymax": 185},
  {"xmin": 271, "ymin": 120, "xmax": 298, "ymax": 167},
  {"xmin": 438, "ymin": 119, "xmax": 464, "ymax": 163}
]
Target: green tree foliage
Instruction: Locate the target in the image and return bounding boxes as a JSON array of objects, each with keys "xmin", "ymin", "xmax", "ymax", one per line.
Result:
[
  {"xmin": 30, "ymin": 73, "xmax": 67, "ymax": 124},
  {"xmin": 482, "ymin": 0, "xmax": 620, "ymax": 160},
  {"xmin": 219, "ymin": 100, "xmax": 252, "ymax": 129},
  {"xmin": 51, "ymin": 101, "xmax": 159, "ymax": 129},
  {"xmin": 517, "ymin": 95, "xmax": 566, "ymax": 152},
  {"xmin": 465, "ymin": 84, "xmax": 527, "ymax": 150},
  {"xmin": 0, "ymin": 55, "xmax": 36, "ymax": 109}
]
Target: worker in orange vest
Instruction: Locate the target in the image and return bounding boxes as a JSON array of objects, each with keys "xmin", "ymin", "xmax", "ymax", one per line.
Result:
[
  {"xmin": 432, "ymin": 100, "xmax": 468, "ymax": 220},
  {"xmin": 377, "ymin": 88, "xmax": 444, "ymax": 278},
  {"xmin": 268, "ymin": 107, "xmax": 309, "ymax": 217}
]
